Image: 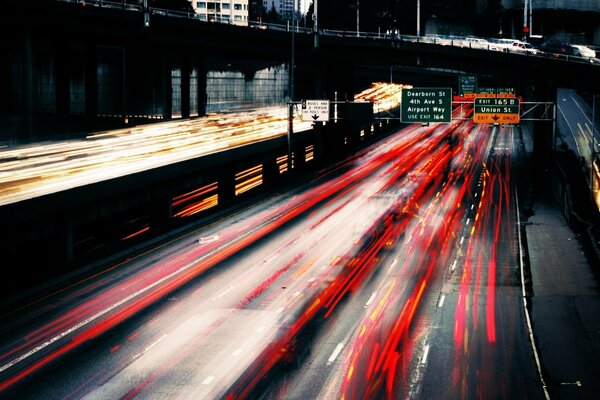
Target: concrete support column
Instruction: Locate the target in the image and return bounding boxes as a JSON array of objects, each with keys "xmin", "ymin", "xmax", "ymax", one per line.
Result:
[
  {"xmin": 197, "ymin": 61, "xmax": 207, "ymax": 117},
  {"xmin": 163, "ymin": 56, "xmax": 172, "ymax": 120},
  {"xmin": 63, "ymin": 216, "xmax": 74, "ymax": 265},
  {"xmin": 23, "ymin": 27, "xmax": 34, "ymax": 141},
  {"xmin": 149, "ymin": 195, "xmax": 173, "ymax": 230},
  {"xmin": 85, "ymin": 42, "xmax": 97, "ymax": 119},
  {"xmin": 262, "ymin": 158, "xmax": 280, "ymax": 189},
  {"xmin": 293, "ymin": 143, "xmax": 307, "ymax": 173},
  {"xmin": 532, "ymin": 76, "xmax": 557, "ymax": 179},
  {"xmin": 181, "ymin": 57, "xmax": 191, "ymax": 119},
  {"xmin": 218, "ymin": 172, "xmax": 236, "ymax": 207},
  {"xmin": 56, "ymin": 40, "xmax": 70, "ymax": 121},
  {"xmin": 122, "ymin": 47, "xmax": 130, "ymax": 122}
]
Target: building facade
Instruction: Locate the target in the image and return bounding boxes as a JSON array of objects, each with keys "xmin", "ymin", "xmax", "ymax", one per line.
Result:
[
  {"xmin": 190, "ymin": 0, "xmax": 249, "ymax": 26},
  {"xmin": 261, "ymin": 0, "xmax": 301, "ymax": 21}
]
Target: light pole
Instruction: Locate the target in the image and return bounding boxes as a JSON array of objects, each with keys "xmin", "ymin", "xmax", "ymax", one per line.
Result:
[
  {"xmin": 529, "ymin": 0, "xmax": 533, "ymax": 36},
  {"xmin": 356, "ymin": 0, "xmax": 360, "ymax": 36},
  {"xmin": 416, "ymin": 0, "xmax": 420, "ymax": 36},
  {"xmin": 523, "ymin": 0, "xmax": 529, "ymax": 40},
  {"xmin": 313, "ymin": 0, "xmax": 319, "ymax": 48},
  {"xmin": 288, "ymin": 0, "xmax": 297, "ymax": 174}
]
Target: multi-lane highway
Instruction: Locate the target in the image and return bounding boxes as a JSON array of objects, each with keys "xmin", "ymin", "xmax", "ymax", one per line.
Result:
[{"xmin": 0, "ymin": 99, "xmax": 548, "ymax": 398}]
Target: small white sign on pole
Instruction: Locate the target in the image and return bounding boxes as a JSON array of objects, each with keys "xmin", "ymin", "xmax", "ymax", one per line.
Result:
[{"xmin": 301, "ymin": 100, "xmax": 330, "ymax": 122}]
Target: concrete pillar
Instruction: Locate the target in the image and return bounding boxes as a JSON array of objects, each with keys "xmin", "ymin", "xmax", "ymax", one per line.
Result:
[
  {"xmin": 122, "ymin": 47, "xmax": 129, "ymax": 122},
  {"xmin": 197, "ymin": 61, "xmax": 207, "ymax": 117},
  {"xmin": 181, "ymin": 57, "xmax": 191, "ymax": 119},
  {"xmin": 23, "ymin": 27, "xmax": 34, "ymax": 141},
  {"xmin": 163, "ymin": 56, "xmax": 172, "ymax": 119},
  {"xmin": 63, "ymin": 215, "xmax": 74, "ymax": 264},
  {"xmin": 218, "ymin": 172, "xmax": 236, "ymax": 206},
  {"xmin": 532, "ymin": 76, "xmax": 557, "ymax": 177},
  {"xmin": 149, "ymin": 196, "xmax": 173, "ymax": 230},
  {"xmin": 56, "ymin": 40, "xmax": 70, "ymax": 121},
  {"xmin": 85, "ymin": 42, "xmax": 97, "ymax": 119},
  {"xmin": 262, "ymin": 158, "xmax": 280, "ymax": 188}
]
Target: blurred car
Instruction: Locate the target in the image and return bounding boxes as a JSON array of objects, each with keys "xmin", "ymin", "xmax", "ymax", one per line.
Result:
[
  {"xmin": 539, "ymin": 39, "xmax": 576, "ymax": 56},
  {"xmin": 464, "ymin": 37, "xmax": 491, "ymax": 49},
  {"xmin": 489, "ymin": 38, "xmax": 519, "ymax": 52},
  {"xmin": 572, "ymin": 44, "xmax": 596, "ymax": 59},
  {"xmin": 511, "ymin": 40, "xmax": 543, "ymax": 55}
]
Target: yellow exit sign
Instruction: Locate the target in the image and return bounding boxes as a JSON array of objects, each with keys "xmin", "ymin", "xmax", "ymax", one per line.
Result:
[{"xmin": 473, "ymin": 114, "xmax": 520, "ymax": 124}]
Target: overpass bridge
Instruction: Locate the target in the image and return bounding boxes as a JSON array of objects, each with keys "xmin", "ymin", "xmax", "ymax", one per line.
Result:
[
  {"xmin": 1, "ymin": 0, "xmax": 599, "ymax": 283},
  {"xmin": 1, "ymin": 0, "xmax": 599, "ymax": 144}
]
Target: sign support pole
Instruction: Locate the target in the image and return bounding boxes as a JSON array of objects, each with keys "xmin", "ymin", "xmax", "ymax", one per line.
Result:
[{"xmin": 288, "ymin": 102, "xmax": 293, "ymax": 174}]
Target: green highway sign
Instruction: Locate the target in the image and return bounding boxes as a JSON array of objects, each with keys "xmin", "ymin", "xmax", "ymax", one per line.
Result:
[
  {"xmin": 496, "ymin": 87, "xmax": 516, "ymax": 98},
  {"xmin": 476, "ymin": 87, "xmax": 498, "ymax": 98},
  {"xmin": 401, "ymin": 88, "xmax": 452, "ymax": 123},
  {"xmin": 458, "ymin": 76, "xmax": 477, "ymax": 96},
  {"xmin": 473, "ymin": 97, "xmax": 520, "ymax": 124}
]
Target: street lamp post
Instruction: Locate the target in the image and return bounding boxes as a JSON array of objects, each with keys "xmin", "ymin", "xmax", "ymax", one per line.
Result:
[
  {"xmin": 356, "ymin": 0, "xmax": 360, "ymax": 36},
  {"xmin": 287, "ymin": 0, "xmax": 297, "ymax": 174},
  {"xmin": 529, "ymin": 0, "xmax": 533, "ymax": 36},
  {"xmin": 416, "ymin": 0, "xmax": 420, "ymax": 36},
  {"xmin": 523, "ymin": 0, "xmax": 529, "ymax": 40}
]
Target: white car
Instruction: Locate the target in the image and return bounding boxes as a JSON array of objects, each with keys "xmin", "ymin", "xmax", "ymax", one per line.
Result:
[
  {"xmin": 504, "ymin": 40, "xmax": 542, "ymax": 55},
  {"xmin": 572, "ymin": 44, "xmax": 596, "ymax": 59},
  {"xmin": 489, "ymin": 38, "xmax": 519, "ymax": 52},
  {"xmin": 463, "ymin": 37, "xmax": 491, "ymax": 50}
]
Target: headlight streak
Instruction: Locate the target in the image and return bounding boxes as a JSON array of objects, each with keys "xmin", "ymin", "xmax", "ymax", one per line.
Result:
[
  {"xmin": 0, "ymin": 93, "xmax": 520, "ymax": 399},
  {"xmin": 0, "ymin": 105, "xmax": 447, "ymax": 395}
]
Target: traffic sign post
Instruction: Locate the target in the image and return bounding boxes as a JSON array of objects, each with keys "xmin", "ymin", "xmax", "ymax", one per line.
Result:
[
  {"xmin": 401, "ymin": 88, "xmax": 452, "ymax": 123},
  {"xmin": 301, "ymin": 100, "xmax": 330, "ymax": 122},
  {"xmin": 473, "ymin": 97, "xmax": 520, "ymax": 124}
]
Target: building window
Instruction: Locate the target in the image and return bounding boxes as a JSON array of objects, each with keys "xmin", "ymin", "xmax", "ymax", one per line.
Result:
[
  {"xmin": 222, "ymin": 3, "xmax": 230, "ymax": 9},
  {"xmin": 196, "ymin": 1, "xmax": 206, "ymax": 8},
  {"xmin": 234, "ymin": 3, "xmax": 242, "ymax": 10},
  {"xmin": 234, "ymin": 15, "xmax": 242, "ymax": 21}
]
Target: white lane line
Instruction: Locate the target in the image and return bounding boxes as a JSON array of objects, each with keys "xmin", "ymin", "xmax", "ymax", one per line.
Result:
[
  {"xmin": 327, "ymin": 342, "xmax": 345, "ymax": 365},
  {"xmin": 212, "ymin": 285, "xmax": 234, "ymax": 302},
  {"xmin": 460, "ymin": 236, "xmax": 465, "ymax": 245},
  {"xmin": 466, "ymin": 218, "xmax": 471, "ymax": 225},
  {"xmin": 451, "ymin": 260, "xmax": 457, "ymax": 272},
  {"xmin": 560, "ymin": 381, "xmax": 582, "ymax": 387},
  {"xmin": 0, "ymin": 250, "xmax": 215, "ymax": 374},
  {"xmin": 388, "ymin": 258, "xmax": 397, "ymax": 270},
  {"xmin": 558, "ymin": 104, "xmax": 582, "ymax": 157},
  {"xmin": 515, "ymin": 189, "xmax": 551, "ymax": 400},
  {"xmin": 438, "ymin": 295, "xmax": 446, "ymax": 308},
  {"xmin": 578, "ymin": 122, "xmax": 592, "ymax": 144},
  {"xmin": 202, "ymin": 376, "xmax": 215, "ymax": 385},
  {"xmin": 144, "ymin": 334, "xmax": 167, "ymax": 353},
  {"xmin": 421, "ymin": 344, "xmax": 430, "ymax": 364},
  {"xmin": 365, "ymin": 292, "xmax": 377, "ymax": 307}
]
